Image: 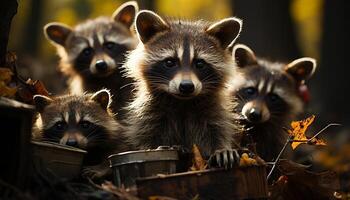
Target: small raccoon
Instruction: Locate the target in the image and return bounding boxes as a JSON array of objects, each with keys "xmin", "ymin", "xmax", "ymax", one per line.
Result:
[
  {"xmin": 123, "ymin": 10, "xmax": 243, "ymax": 167},
  {"xmin": 32, "ymin": 89, "xmax": 128, "ymax": 179},
  {"xmin": 229, "ymin": 44, "xmax": 317, "ymax": 161},
  {"xmin": 44, "ymin": 1, "xmax": 139, "ymax": 120}
]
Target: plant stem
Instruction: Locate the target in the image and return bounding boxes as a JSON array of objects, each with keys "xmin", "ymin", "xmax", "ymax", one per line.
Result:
[
  {"xmin": 267, "ymin": 137, "xmax": 291, "ymax": 181},
  {"xmin": 309, "ymin": 123, "xmax": 341, "ymax": 140}
]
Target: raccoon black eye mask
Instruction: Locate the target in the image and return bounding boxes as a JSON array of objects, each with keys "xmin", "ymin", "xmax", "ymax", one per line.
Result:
[
  {"xmin": 123, "ymin": 10, "xmax": 244, "ymax": 169},
  {"xmin": 32, "ymin": 89, "xmax": 129, "ymax": 180},
  {"xmin": 43, "ymin": 1, "xmax": 139, "ymax": 121},
  {"xmin": 229, "ymin": 43, "xmax": 317, "ymax": 161}
]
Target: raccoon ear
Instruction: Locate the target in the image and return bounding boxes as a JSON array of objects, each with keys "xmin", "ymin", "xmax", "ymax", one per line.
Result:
[
  {"xmin": 232, "ymin": 44, "xmax": 257, "ymax": 67},
  {"xmin": 285, "ymin": 57, "xmax": 317, "ymax": 83},
  {"xmin": 91, "ymin": 89, "xmax": 111, "ymax": 110},
  {"xmin": 206, "ymin": 17, "xmax": 242, "ymax": 49},
  {"xmin": 33, "ymin": 95, "xmax": 53, "ymax": 112},
  {"xmin": 135, "ymin": 10, "xmax": 169, "ymax": 44},
  {"xmin": 44, "ymin": 22, "xmax": 72, "ymax": 46},
  {"xmin": 112, "ymin": 1, "xmax": 139, "ymax": 28}
]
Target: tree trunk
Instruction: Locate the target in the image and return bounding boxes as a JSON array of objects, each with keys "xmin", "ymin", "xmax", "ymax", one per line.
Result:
[
  {"xmin": 310, "ymin": 0, "xmax": 348, "ymax": 124},
  {"xmin": 0, "ymin": 0, "xmax": 18, "ymax": 66},
  {"xmin": 232, "ymin": 0, "xmax": 300, "ymax": 61}
]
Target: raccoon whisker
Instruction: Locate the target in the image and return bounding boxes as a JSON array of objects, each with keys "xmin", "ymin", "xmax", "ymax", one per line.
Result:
[
  {"xmin": 85, "ymin": 127, "xmax": 101, "ymax": 138},
  {"xmin": 86, "ymin": 132, "xmax": 97, "ymax": 139},
  {"xmin": 147, "ymin": 76, "xmax": 169, "ymax": 82},
  {"xmin": 147, "ymin": 73, "xmax": 169, "ymax": 80},
  {"xmin": 147, "ymin": 72, "xmax": 169, "ymax": 77},
  {"xmin": 201, "ymin": 73, "xmax": 218, "ymax": 82},
  {"xmin": 235, "ymin": 93, "xmax": 248, "ymax": 104},
  {"xmin": 148, "ymin": 81, "xmax": 169, "ymax": 86},
  {"xmin": 120, "ymin": 82, "xmax": 136, "ymax": 90},
  {"xmin": 146, "ymin": 77, "xmax": 169, "ymax": 83},
  {"xmin": 150, "ymin": 85, "xmax": 167, "ymax": 92},
  {"xmin": 203, "ymin": 81, "xmax": 221, "ymax": 86}
]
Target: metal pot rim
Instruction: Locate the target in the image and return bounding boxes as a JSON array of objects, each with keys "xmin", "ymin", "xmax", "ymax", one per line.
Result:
[
  {"xmin": 108, "ymin": 149, "xmax": 179, "ymax": 166},
  {"xmin": 31, "ymin": 141, "xmax": 87, "ymax": 153}
]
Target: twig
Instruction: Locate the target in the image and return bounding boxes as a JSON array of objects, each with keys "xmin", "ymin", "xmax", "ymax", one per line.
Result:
[
  {"xmin": 309, "ymin": 123, "xmax": 341, "ymax": 140},
  {"xmin": 267, "ymin": 136, "xmax": 291, "ymax": 181},
  {"xmin": 267, "ymin": 123, "xmax": 341, "ymax": 181}
]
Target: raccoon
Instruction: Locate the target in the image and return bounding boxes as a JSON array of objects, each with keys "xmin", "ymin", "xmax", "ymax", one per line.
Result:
[
  {"xmin": 44, "ymin": 1, "xmax": 139, "ymax": 120},
  {"xmin": 32, "ymin": 89, "xmax": 128, "ymax": 180},
  {"xmin": 229, "ymin": 44, "xmax": 317, "ymax": 161},
  {"xmin": 123, "ymin": 10, "xmax": 243, "ymax": 167}
]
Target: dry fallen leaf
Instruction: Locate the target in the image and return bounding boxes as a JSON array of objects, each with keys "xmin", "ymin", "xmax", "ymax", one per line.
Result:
[
  {"xmin": 239, "ymin": 153, "xmax": 258, "ymax": 167},
  {"xmin": 287, "ymin": 115, "xmax": 327, "ymax": 150},
  {"xmin": 101, "ymin": 181, "xmax": 140, "ymax": 200},
  {"xmin": 269, "ymin": 160, "xmax": 339, "ymax": 200},
  {"xmin": 288, "ymin": 115, "xmax": 315, "ymax": 149},
  {"xmin": 0, "ymin": 68, "xmax": 16, "ymax": 97},
  {"xmin": 17, "ymin": 78, "xmax": 50, "ymax": 104},
  {"xmin": 189, "ymin": 144, "xmax": 207, "ymax": 171},
  {"xmin": 0, "ymin": 67, "xmax": 13, "ymax": 83},
  {"xmin": 0, "ymin": 81, "xmax": 17, "ymax": 97},
  {"xmin": 308, "ymin": 137, "xmax": 326, "ymax": 146}
]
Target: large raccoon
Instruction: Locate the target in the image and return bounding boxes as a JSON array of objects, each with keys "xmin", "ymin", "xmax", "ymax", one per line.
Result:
[
  {"xmin": 44, "ymin": 1, "xmax": 138, "ymax": 120},
  {"xmin": 229, "ymin": 44, "xmax": 317, "ymax": 161},
  {"xmin": 32, "ymin": 89, "xmax": 128, "ymax": 179},
  {"xmin": 123, "ymin": 10, "xmax": 243, "ymax": 167}
]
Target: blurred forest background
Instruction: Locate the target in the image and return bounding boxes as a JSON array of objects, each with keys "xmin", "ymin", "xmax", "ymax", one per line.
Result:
[{"xmin": 7, "ymin": 0, "xmax": 348, "ymax": 130}]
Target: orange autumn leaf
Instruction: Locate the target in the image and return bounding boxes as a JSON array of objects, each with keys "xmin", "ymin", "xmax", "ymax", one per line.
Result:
[
  {"xmin": 288, "ymin": 115, "xmax": 315, "ymax": 149},
  {"xmin": 0, "ymin": 68, "xmax": 13, "ymax": 83},
  {"xmin": 0, "ymin": 68, "xmax": 17, "ymax": 97},
  {"xmin": 308, "ymin": 137, "xmax": 326, "ymax": 146},
  {"xmin": 239, "ymin": 153, "xmax": 258, "ymax": 167},
  {"xmin": 190, "ymin": 144, "xmax": 207, "ymax": 171},
  {"xmin": 288, "ymin": 115, "xmax": 328, "ymax": 150}
]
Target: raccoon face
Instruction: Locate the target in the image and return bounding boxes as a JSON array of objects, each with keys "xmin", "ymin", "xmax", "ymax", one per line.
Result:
[
  {"xmin": 33, "ymin": 90, "xmax": 119, "ymax": 149},
  {"xmin": 231, "ymin": 44, "xmax": 317, "ymax": 124},
  {"xmin": 126, "ymin": 11, "xmax": 242, "ymax": 99},
  {"xmin": 44, "ymin": 1, "xmax": 138, "ymax": 77}
]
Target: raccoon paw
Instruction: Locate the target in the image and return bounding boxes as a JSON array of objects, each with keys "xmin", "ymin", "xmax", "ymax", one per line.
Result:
[
  {"xmin": 81, "ymin": 165, "xmax": 111, "ymax": 182},
  {"xmin": 208, "ymin": 149, "xmax": 240, "ymax": 169}
]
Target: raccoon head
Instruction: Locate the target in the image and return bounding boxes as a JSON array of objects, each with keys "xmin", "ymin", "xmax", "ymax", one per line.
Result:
[
  {"xmin": 33, "ymin": 89, "xmax": 120, "ymax": 150},
  {"xmin": 44, "ymin": 1, "xmax": 138, "ymax": 77},
  {"xmin": 231, "ymin": 44, "xmax": 317, "ymax": 124},
  {"xmin": 125, "ymin": 10, "xmax": 241, "ymax": 99}
]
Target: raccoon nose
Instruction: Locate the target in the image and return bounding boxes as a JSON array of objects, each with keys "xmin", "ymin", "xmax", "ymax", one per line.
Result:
[
  {"xmin": 95, "ymin": 60, "xmax": 108, "ymax": 71},
  {"xmin": 179, "ymin": 80, "xmax": 195, "ymax": 94},
  {"xmin": 247, "ymin": 108, "xmax": 262, "ymax": 122},
  {"xmin": 66, "ymin": 138, "xmax": 78, "ymax": 147}
]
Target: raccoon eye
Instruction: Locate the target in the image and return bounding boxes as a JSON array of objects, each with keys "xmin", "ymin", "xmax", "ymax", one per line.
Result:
[
  {"xmin": 104, "ymin": 42, "xmax": 116, "ymax": 50},
  {"xmin": 268, "ymin": 93, "xmax": 281, "ymax": 103},
  {"xmin": 80, "ymin": 121, "xmax": 92, "ymax": 130},
  {"xmin": 82, "ymin": 47, "xmax": 93, "ymax": 57},
  {"xmin": 163, "ymin": 58, "xmax": 177, "ymax": 68},
  {"xmin": 244, "ymin": 87, "xmax": 257, "ymax": 97},
  {"xmin": 53, "ymin": 121, "xmax": 67, "ymax": 131},
  {"xmin": 194, "ymin": 59, "xmax": 208, "ymax": 69}
]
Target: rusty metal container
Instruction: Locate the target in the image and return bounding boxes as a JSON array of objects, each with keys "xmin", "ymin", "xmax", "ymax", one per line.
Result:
[
  {"xmin": 0, "ymin": 97, "xmax": 35, "ymax": 189},
  {"xmin": 136, "ymin": 166, "xmax": 268, "ymax": 200},
  {"xmin": 32, "ymin": 141, "xmax": 87, "ymax": 180},
  {"xmin": 109, "ymin": 146, "xmax": 179, "ymax": 187}
]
